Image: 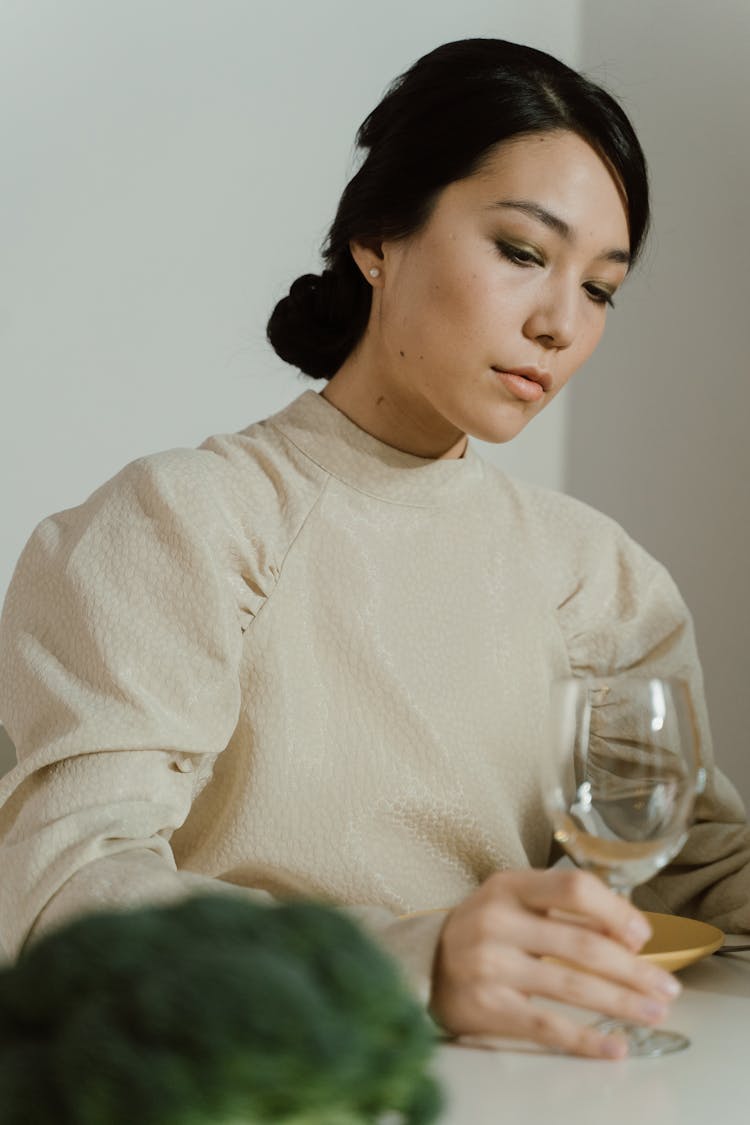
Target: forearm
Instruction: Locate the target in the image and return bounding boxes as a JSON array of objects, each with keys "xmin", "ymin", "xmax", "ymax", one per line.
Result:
[
  {"xmin": 22, "ymin": 849, "xmax": 276, "ymax": 953},
  {"xmin": 345, "ymin": 905, "xmax": 448, "ymax": 1007},
  {"xmin": 21, "ymin": 849, "xmax": 449, "ymax": 1010},
  {"xmin": 634, "ymin": 819, "xmax": 750, "ymax": 933}
]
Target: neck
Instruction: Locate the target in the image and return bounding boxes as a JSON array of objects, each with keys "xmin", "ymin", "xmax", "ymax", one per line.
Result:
[{"xmin": 321, "ymin": 355, "xmax": 468, "ymax": 461}]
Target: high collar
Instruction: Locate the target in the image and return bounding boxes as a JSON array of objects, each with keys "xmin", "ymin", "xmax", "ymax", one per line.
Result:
[{"xmin": 266, "ymin": 390, "xmax": 484, "ymax": 507}]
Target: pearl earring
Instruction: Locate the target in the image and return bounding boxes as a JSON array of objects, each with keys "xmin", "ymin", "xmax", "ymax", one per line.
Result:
[{"xmin": 368, "ymin": 267, "xmax": 381, "ymax": 278}]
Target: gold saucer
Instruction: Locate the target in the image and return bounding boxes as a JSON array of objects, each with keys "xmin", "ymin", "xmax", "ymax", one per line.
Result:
[{"xmin": 639, "ymin": 911, "xmax": 724, "ymax": 971}]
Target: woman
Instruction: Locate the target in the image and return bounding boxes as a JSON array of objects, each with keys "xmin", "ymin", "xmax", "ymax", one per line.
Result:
[{"xmin": 1, "ymin": 38, "xmax": 748, "ymax": 1061}]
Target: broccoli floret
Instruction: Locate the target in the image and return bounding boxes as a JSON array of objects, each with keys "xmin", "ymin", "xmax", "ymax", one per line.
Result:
[{"xmin": 0, "ymin": 894, "xmax": 442, "ymax": 1124}]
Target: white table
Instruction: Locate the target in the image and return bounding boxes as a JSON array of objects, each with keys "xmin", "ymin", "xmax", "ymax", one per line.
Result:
[{"xmin": 434, "ymin": 945, "xmax": 750, "ymax": 1124}]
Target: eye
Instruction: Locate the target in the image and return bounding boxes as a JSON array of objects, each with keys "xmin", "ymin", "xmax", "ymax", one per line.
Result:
[
  {"xmin": 495, "ymin": 240, "xmax": 543, "ymax": 267},
  {"xmin": 584, "ymin": 284, "xmax": 616, "ymax": 309},
  {"xmin": 496, "ymin": 238, "xmax": 618, "ymax": 308}
]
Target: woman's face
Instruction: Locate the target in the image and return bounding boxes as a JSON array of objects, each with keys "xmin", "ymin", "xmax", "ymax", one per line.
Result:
[{"xmin": 341, "ymin": 129, "xmax": 631, "ymax": 457}]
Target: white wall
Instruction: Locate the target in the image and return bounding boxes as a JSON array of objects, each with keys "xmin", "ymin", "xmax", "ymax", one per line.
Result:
[
  {"xmin": 3, "ymin": 3, "xmax": 745, "ymax": 811},
  {"xmin": 569, "ymin": 1, "xmax": 750, "ymax": 806},
  {"xmin": 0, "ymin": 0, "xmax": 578, "ymax": 604}
]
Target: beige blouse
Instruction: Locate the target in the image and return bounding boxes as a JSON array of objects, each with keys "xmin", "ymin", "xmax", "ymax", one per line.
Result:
[{"xmin": 1, "ymin": 390, "xmax": 748, "ymax": 999}]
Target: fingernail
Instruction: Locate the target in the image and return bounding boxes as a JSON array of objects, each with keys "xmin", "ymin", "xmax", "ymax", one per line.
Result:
[
  {"xmin": 653, "ymin": 972, "xmax": 681, "ymax": 998},
  {"xmin": 626, "ymin": 917, "xmax": 652, "ymax": 948},
  {"xmin": 601, "ymin": 1036, "xmax": 628, "ymax": 1059}
]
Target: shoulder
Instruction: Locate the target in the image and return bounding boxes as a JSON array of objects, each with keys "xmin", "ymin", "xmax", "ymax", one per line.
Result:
[
  {"xmin": 478, "ymin": 470, "xmax": 694, "ymax": 672},
  {"xmin": 11, "ymin": 411, "xmax": 331, "ymax": 631},
  {"xmin": 36, "ymin": 413, "xmax": 327, "ymax": 553},
  {"xmin": 109, "ymin": 414, "xmax": 326, "ymax": 520},
  {"xmin": 480, "ymin": 460, "xmax": 628, "ymax": 548},
  {"xmin": 517, "ymin": 479, "xmax": 632, "ymax": 556},
  {"xmin": 479, "ymin": 462, "xmax": 674, "ymax": 606}
]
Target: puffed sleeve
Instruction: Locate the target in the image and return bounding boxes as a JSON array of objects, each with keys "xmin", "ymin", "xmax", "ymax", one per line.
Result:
[
  {"xmin": 0, "ymin": 451, "xmax": 265, "ymax": 956},
  {"xmin": 0, "ymin": 449, "xmax": 449, "ymax": 1008},
  {"xmin": 531, "ymin": 487, "xmax": 750, "ymax": 933}
]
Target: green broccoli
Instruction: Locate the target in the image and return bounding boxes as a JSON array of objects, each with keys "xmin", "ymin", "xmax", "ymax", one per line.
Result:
[{"xmin": 0, "ymin": 893, "xmax": 442, "ymax": 1124}]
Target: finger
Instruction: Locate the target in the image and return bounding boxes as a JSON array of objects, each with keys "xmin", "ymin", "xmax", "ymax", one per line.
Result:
[
  {"xmin": 502, "ymin": 869, "xmax": 652, "ymax": 951},
  {"xmin": 500, "ymin": 913, "xmax": 681, "ymax": 1000},
  {"xmin": 472, "ymin": 988, "xmax": 629, "ymax": 1061},
  {"xmin": 512, "ymin": 954, "xmax": 673, "ymax": 1026}
]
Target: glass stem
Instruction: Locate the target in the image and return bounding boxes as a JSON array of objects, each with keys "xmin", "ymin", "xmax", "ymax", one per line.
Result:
[{"xmin": 593, "ymin": 869, "xmax": 634, "ymax": 901}]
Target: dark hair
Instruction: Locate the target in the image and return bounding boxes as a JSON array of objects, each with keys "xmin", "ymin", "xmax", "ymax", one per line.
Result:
[{"xmin": 267, "ymin": 38, "xmax": 650, "ymax": 380}]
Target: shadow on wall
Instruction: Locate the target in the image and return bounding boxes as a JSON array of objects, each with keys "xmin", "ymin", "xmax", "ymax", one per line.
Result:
[
  {"xmin": 0, "ymin": 726, "xmax": 17, "ymax": 779},
  {"xmin": 569, "ymin": 3, "xmax": 750, "ymax": 811}
]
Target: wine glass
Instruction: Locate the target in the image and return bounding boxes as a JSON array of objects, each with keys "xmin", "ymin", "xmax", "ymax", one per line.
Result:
[{"xmin": 544, "ymin": 675, "xmax": 703, "ymax": 1057}]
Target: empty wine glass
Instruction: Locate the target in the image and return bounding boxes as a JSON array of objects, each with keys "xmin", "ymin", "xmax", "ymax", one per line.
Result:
[{"xmin": 544, "ymin": 675, "xmax": 703, "ymax": 1057}]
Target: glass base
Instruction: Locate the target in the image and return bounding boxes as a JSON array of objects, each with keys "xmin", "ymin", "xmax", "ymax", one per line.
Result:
[{"xmin": 594, "ymin": 1018, "xmax": 690, "ymax": 1057}]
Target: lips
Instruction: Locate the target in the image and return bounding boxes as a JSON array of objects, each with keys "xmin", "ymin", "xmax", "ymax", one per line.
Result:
[{"xmin": 492, "ymin": 366, "xmax": 552, "ymax": 393}]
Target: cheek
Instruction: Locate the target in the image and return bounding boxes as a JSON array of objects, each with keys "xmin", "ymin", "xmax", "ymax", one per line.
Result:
[
  {"xmin": 432, "ymin": 264, "xmax": 512, "ymax": 343},
  {"xmin": 393, "ymin": 267, "xmax": 484, "ymax": 348},
  {"xmin": 549, "ymin": 313, "xmax": 608, "ymax": 396},
  {"xmin": 414, "ymin": 235, "xmax": 493, "ymax": 312},
  {"xmin": 582, "ymin": 313, "xmax": 608, "ymax": 360},
  {"xmin": 567, "ymin": 309, "xmax": 608, "ymax": 370}
]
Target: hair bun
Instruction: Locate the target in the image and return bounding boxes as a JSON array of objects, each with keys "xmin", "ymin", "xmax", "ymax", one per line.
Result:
[{"xmin": 266, "ymin": 266, "xmax": 371, "ymax": 380}]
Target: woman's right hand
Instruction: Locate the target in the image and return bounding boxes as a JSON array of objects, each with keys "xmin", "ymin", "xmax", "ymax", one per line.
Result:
[{"xmin": 429, "ymin": 868, "xmax": 682, "ymax": 1060}]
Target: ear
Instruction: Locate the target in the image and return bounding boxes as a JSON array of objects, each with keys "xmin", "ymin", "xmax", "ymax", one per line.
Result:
[{"xmin": 349, "ymin": 238, "xmax": 385, "ymax": 285}]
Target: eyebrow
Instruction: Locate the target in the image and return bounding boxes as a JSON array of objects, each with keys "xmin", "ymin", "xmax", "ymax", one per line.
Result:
[{"xmin": 490, "ymin": 199, "xmax": 631, "ymax": 266}]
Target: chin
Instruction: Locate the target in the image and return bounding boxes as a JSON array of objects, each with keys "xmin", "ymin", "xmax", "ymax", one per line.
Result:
[{"xmin": 463, "ymin": 411, "xmax": 535, "ymax": 445}]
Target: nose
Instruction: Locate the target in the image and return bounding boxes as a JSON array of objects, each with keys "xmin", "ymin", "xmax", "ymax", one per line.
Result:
[{"xmin": 523, "ymin": 279, "xmax": 577, "ymax": 351}]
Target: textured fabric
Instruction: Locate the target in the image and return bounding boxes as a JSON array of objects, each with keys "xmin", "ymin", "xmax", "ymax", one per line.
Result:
[{"xmin": 1, "ymin": 390, "xmax": 748, "ymax": 1000}]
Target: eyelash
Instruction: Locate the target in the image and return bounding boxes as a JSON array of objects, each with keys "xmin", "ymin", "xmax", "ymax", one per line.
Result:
[{"xmin": 494, "ymin": 240, "xmax": 616, "ymax": 309}]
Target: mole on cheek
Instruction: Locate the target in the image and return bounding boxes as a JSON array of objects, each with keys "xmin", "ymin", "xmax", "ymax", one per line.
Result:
[
  {"xmin": 376, "ymin": 395, "xmax": 385, "ymax": 406},
  {"xmin": 399, "ymin": 350, "xmax": 405, "ymax": 358}
]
